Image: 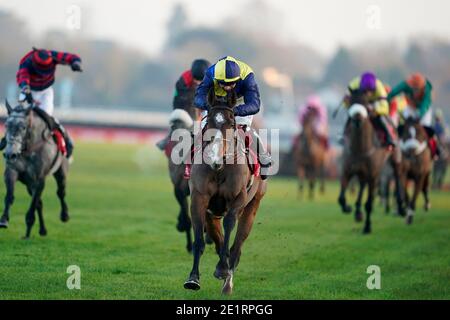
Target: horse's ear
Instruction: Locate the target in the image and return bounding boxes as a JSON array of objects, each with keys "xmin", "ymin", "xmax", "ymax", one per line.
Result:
[
  {"xmin": 207, "ymin": 88, "xmax": 216, "ymax": 107},
  {"xmin": 5, "ymin": 99, "xmax": 12, "ymax": 115},
  {"xmin": 227, "ymin": 90, "xmax": 237, "ymax": 108}
]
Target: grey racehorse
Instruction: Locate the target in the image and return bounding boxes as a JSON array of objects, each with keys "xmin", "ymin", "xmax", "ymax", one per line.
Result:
[{"xmin": 0, "ymin": 100, "xmax": 69, "ymax": 239}]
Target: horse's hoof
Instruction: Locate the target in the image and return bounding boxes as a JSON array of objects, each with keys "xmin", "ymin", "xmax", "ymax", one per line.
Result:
[
  {"xmin": 343, "ymin": 206, "xmax": 352, "ymax": 214},
  {"xmin": 184, "ymin": 279, "xmax": 200, "ymax": 291},
  {"xmin": 39, "ymin": 229, "xmax": 47, "ymax": 236},
  {"xmin": 0, "ymin": 221, "xmax": 8, "ymax": 229},
  {"xmin": 406, "ymin": 215, "xmax": 414, "ymax": 225},
  {"xmin": 424, "ymin": 203, "xmax": 431, "ymax": 212},
  {"xmin": 186, "ymin": 244, "xmax": 193, "ymax": 253},
  {"xmin": 60, "ymin": 213, "xmax": 70, "ymax": 223},
  {"xmin": 205, "ymin": 234, "xmax": 214, "ymax": 245},
  {"xmin": 362, "ymin": 228, "xmax": 371, "ymax": 235},
  {"xmin": 222, "ymin": 275, "xmax": 234, "ymax": 295},
  {"xmin": 214, "ymin": 268, "xmax": 230, "ymax": 280},
  {"xmin": 355, "ymin": 212, "xmax": 363, "ymax": 222},
  {"xmin": 21, "ymin": 236, "xmax": 30, "ymax": 240}
]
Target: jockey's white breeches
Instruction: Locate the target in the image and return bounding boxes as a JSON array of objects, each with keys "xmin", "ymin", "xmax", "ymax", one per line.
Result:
[
  {"xmin": 403, "ymin": 106, "xmax": 432, "ymax": 127},
  {"xmin": 21, "ymin": 86, "xmax": 55, "ymax": 116}
]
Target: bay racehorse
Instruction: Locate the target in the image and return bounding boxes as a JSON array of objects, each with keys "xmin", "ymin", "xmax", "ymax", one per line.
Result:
[
  {"xmin": 338, "ymin": 92, "xmax": 394, "ymax": 234},
  {"xmin": 294, "ymin": 109, "xmax": 327, "ymax": 199},
  {"xmin": 399, "ymin": 117, "xmax": 433, "ymax": 224},
  {"xmin": 0, "ymin": 101, "xmax": 69, "ymax": 238},
  {"xmin": 184, "ymin": 90, "xmax": 267, "ymax": 294}
]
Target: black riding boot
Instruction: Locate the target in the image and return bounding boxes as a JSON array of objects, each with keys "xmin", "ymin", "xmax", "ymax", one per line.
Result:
[{"xmin": 32, "ymin": 107, "xmax": 74, "ymax": 158}]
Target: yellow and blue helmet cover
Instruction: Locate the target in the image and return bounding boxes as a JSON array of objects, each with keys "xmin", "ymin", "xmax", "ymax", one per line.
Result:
[{"xmin": 213, "ymin": 56, "xmax": 241, "ymax": 83}]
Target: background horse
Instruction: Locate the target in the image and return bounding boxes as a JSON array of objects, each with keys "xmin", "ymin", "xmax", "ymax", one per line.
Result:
[
  {"xmin": 184, "ymin": 90, "xmax": 267, "ymax": 295},
  {"xmin": 166, "ymin": 109, "xmax": 195, "ymax": 252},
  {"xmin": 399, "ymin": 117, "xmax": 433, "ymax": 224},
  {"xmin": 294, "ymin": 110, "xmax": 327, "ymax": 199},
  {"xmin": 432, "ymin": 140, "xmax": 449, "ymax": 189},
  {"xmin": 0, "ymin": 101, "xmax": 69, "ymax": 238},
  {"xmin": 338, "ymin": 93, "xmax": 391, "ymax": 234}
]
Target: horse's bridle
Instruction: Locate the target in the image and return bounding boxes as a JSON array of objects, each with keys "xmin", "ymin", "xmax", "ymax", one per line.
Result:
[
  {"xmin": 7, "ymin": 108, "xmax": 48, "ymax": 157},
  {"xmin": 206, "ymin": 106, "xmax": 245, "ymax": 163}
]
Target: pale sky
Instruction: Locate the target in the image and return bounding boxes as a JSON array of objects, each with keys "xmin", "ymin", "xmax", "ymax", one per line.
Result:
[{"xmin": 1, "ymin": 0, "xmax": 449, "ymax": 58}]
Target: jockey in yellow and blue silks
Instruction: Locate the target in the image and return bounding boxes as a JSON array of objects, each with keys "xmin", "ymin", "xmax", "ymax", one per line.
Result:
[
  {"xmin": 194, "ymin": 56, "xmax": 261, "ymax": 125},
  {"xmin": 184, "ymin": 56, "xmax": 271, "ymax": 179}
]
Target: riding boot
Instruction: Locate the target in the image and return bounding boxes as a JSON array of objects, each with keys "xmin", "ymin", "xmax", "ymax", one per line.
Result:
[
  {"xmin": 423, "ymin": 126, "xmax": 441, "ymax": 159},
  {"xmin": 0, "ymin": 136, "xmax": 6, "ymax": 151},
  {"xmin": 56, "ymin": 122, "xmax": 74, "ymax": 158},
  {"xmin": 250, "ymin": 129, "xmax": 272, "ymax": 180},
  {"xmin": 378, "ymin": 116, "xmax": 396, "ymax": 148}
]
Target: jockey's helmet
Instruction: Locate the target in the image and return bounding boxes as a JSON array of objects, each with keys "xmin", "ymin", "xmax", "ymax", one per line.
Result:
[
  {"xmin": 191, "ymin": 59, "xmax": 210, "ymax": 81},
  {"xmin": 360, "ymin": 72, "xmax": 377, "ymax": 92},
  {"xmin": 214, "ymin": 56, "xmax": 241, "ymax": 85}
]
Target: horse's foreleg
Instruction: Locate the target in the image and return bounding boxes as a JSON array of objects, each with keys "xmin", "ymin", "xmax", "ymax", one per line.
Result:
[
  {"xmin": 36, "ymin": 198, "xmax": 47, "ymax": 236},
  {"xmin": 24, "ymin": 181, "xmax": 45, "ymax": 239},
  {"xmin": 407, "ymin": 176, "xmax": 425, "ymax": 225},
  {"xmin": 338, "ymin": 173, "xmax": 353, "ymax": 214},
  {"xmin": 297, "ymin": 166, "xmax": 304, "ymax": 199},
  {"xmin": 308, "ymin": 173, "xmax": 316, "ymax": 200},
  {"xmin": 363, "ymin": 180, "xmax": 375, "ymax": 234},
  {"xmin": 184, "ymin": 190, "xmax": 208, "ymax": 291},
  {"xmin": 54, "ymin": 166, "xmax": 69, "ymax": 223},
  {"xmin": 391, "ymin": 157, "xmax": 406, "ymax": 217},
  {"xmin": 0, "ymin": 169, "xmax": 18, "ymax": 228},
  {"xmin": 214, "ymin": 207, "xmax": 240, "ymax": 281},
  {"xmin": 205, "ymin": 213, "xmax": 223, "ymax": 256},
  {"xmin": 320, "ymin": 164, "xmax": 326, "ymax": 194},
  {"xmin": 355, "ymin": 180, "xmax": 366, "ymax": 222},
  {"xmin": 422, "ymin": 173, "xmax": 431, "ymax": 212},
  {"xmin": 174, "ymin": 186, "xmax": 192, "ymax": 252}
]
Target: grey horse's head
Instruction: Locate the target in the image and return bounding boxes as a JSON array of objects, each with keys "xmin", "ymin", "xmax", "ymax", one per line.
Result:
[{"xmin": 3, "ymin": 100, "xmax": 32, "ymax": 162}]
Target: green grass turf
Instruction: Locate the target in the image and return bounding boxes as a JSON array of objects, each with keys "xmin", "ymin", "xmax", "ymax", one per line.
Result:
[{"xmin": 0, "ymin": 142, "xmax": 449, "ymax": 300}]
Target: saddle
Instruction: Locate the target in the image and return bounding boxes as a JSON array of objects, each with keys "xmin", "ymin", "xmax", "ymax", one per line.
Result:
[{"xmin": 31, "ymin": 107, "xmax": 67, "ymax": 156}]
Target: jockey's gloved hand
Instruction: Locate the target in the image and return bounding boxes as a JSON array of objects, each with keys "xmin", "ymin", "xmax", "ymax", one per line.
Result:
[
  {"xmin": 20, "ymin": 85, "xmax": 33, "ymax": 104},
  {"xmin": 71, "ymin": 61, "xmax": 83, "ymax": 72}
]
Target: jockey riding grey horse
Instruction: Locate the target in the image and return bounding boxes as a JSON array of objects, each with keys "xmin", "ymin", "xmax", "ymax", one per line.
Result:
[{"xmin": 0, "ymin": 100, "xmax": 69, "ymax": 239}]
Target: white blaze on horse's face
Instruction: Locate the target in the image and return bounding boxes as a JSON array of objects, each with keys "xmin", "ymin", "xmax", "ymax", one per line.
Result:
[
  {"xmin": 214, "ymin": 112, "xmax": 225, "ymax": 126},
  {"xmin": 401, "ymin": 125, "xmax": 427, "ymax": 155},
  {"xmin": 348, "ymin": 104, "xmax": 368, "ymax": 119},
  {"xmin": 206, "ymin": 130, "xmax": 224, "ymax": 170}
]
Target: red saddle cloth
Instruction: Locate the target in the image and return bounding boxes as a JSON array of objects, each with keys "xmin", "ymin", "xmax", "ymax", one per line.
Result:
[{"xmin": 52, "ymin": 129, "xmax": 67, "ymax": 156}]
